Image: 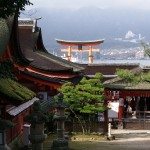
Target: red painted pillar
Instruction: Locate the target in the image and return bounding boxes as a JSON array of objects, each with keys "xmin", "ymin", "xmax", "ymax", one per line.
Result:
[
  {"xmin": 118, "ymin": 92, "xmax": 125, "ymax": 129},
  {"xmin": 118, "ymin": 98, "xmax": 124, "ymax": 122},
  {"xmin": 103, "ymin": 89, "xmax": 108, "ymax": 133}
]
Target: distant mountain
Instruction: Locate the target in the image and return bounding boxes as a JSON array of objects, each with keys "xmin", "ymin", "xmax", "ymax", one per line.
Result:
[{"xmin": 21, "ymin": 7, "xmax": 150, "ymax": 54}]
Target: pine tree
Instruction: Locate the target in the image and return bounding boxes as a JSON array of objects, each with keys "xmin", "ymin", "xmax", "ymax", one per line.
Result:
[{"xmin": 59, "ymin": 73, "xmax": 106, "ymax": 134}]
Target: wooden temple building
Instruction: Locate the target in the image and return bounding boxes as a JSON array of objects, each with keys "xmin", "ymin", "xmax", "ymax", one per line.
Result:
[
  {"xmin": 0, "ymin": 17, "xmax": 38, "ymax": 142},
  {"xmin": 81, "ymin": 63, "xmax": 140, "ymax": 80},
  {"xmin": 56, "ymin": 39, "xmax": 104, "ymax": 64},
  {"xmin": 104, "ymin": 67, "xmax": 150, "ymax": 129},
  {"xmin": 0, "ymin": 17, "xmax": 84, "ymax": 144},
  {"xmin": 2, "ymin": 18, "xmax": 84, "ymax": 97},
  {"xmin": 1, "ymin": 15, "xmax": 150, "ymax": 146}
]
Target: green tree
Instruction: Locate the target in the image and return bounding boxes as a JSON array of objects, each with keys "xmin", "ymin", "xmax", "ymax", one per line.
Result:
[
  {"xmin": 116, "ymin": 68, "xmax": 134, "ymax": 83},
  {"xmin": 116, "ymin": 68, "xmax": 150, "ymax": 84},
  {"xmin": 59, "ymin": 73, "xmax": 106, "ymax": 134},
  {"xmin": 0, "ymin": 0, "xmax": 32, "ymax": 18}
]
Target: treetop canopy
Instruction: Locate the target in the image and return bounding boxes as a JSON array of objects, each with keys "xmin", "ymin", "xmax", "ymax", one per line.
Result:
[{"xmin": 0, "ymin": 0, "xmax": 32, "ymax": 18}]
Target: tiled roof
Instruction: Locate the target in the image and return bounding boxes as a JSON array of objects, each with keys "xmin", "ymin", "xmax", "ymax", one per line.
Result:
[
  {"xmin": 25, "ymin": 67, "xmax": 77, "ymax": 79},
  {"xmin": 23, "ymin": 69, "xmax": 66, "ymax": 84},
  {"xmin": 35, "ymin": 51, "xmax": 84, "ymax": 72},
  {"xmin": 104, "ymin": 67, "xmax": 143, "ymax": 85},
  {"xmin": 0, "ymin": 78, "xmax": 36, "ymax": 103},
  {"xmin": 6, "ymin": 97, "xmax": 39, "ymax": 116},
  {"xmin": 15, "ymin": 63, "xmax": 81, "ymax": 84},
  {"xmin": 18, "ymin": 26, "xmax": 84, "ymax": 72},
  {"xmin": 81, "ymin": 63, "xmax": 140, "ymax": 76},
  {"xmin": 105, "ymin": 82, "xmax": 150, "ymax": 90},
  {"xmin": 104, "ymin": 67, "xmax": 150, "ymax": 90}
]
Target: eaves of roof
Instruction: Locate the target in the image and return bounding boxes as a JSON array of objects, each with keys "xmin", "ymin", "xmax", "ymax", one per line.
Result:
[
  {"xmin": 35, "ymin": 51, "xmax": 84, "ymax": 72},
  {"xmin": 6, "ymin": 97, "xmax": 39, "ymax": 116},
  {"xmin": 18, "ymin": 26, "xmax": 84, "ymax": 73},
  {"xmin": 23, "ymin": 70, "xmax": 66, "ymax": 84},
  {"xmin": 105, "ymin": 82, "xmax": 150, "ymax": 90},
  {"xmin": 104, "ymin": 67, "xmax": 143, "ymax": 85}
]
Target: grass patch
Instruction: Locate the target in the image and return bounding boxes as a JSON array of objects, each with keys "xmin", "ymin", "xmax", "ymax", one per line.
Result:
[
  {"xmin": 44, "ymin": 133, "xmax": 106, "ymax": 150},
  {"xmin": 70, "ymin": 133, "xmax": 105, "ymax": 141}
]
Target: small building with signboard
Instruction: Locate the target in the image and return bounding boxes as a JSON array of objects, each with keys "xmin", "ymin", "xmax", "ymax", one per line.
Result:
[{"xmin": 104, "ymin": 67, "xmax": 150, "ymax": 129}]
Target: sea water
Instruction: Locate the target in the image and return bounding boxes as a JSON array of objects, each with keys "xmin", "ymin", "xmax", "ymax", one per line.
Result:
[{"xmin": 80, "ymin": 59, "xmax": 150, "ymax": 67}]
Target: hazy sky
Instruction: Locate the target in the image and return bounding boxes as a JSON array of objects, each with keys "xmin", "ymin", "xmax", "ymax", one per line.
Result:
[{"xmin": 29, "ymin": 0, "xmax": 150, "ymax": 10}]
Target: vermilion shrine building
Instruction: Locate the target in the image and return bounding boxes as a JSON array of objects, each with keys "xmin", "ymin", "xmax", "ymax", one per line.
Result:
[
  {"xmin": 1, "ymin": 15, "xmax": 150, "ymax": 146},
  {"xmin": 104, "ymin": 67, "xmax": 150, "ymax": 129},
  {"xmin": 2, "ymin": 18, "xmax": 84, "ymax": 96},
  {"xmin": 0, "ymin": 17, "xmax": 83, "ymax": 144}
]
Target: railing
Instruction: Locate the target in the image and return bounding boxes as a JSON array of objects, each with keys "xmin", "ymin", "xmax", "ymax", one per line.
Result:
[
  {"xmin": 123, "ymin": 111, "xmax": 150, "ymax": 129},
  {"xmin": 124, "ymin": 111, "xmax": 150, "ymax": 120}
]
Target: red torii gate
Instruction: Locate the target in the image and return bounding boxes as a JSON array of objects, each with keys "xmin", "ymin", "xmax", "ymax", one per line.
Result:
[{"xmin": 56, "ymin": 39, "xmax": 104, "ymax": 64}]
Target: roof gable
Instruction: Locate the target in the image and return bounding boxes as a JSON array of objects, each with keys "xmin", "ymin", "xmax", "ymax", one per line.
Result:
[{"xmin": 18, "ymin": 25, "xmax": 84, "ymax": 73}]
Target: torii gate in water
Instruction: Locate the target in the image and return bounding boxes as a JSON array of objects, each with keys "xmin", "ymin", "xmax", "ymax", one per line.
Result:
[{"xmin": 56, "ymin": 39, "xmax": 104, "ymax": 64}]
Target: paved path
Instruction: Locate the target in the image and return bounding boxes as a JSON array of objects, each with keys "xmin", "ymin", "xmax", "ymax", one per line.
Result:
[
  {"xmin": 103, "ymin": 129, "xmax": 150, "ymax": 150},
  {"xmin": 70, "ymin": 137, "xmax": 150, "ymax": 150},
  {"xmin": 70, "ymin": 130, "xmax": 150, "ymax": 150},
  {"xmin": 43, "ymin": 130, "xmax": 150, "ymax": 150},
  {"xmin": 111, "ymin": 129, "xmax": 150, "ymax": 134}
]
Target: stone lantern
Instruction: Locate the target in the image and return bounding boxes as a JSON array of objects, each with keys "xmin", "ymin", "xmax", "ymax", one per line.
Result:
[
  {"xmin": 51, "ymin": 93, "xmax": 69, "ymax": 150},
  {"xmin": 0, "ymin": 118, "xmax": 13, "ymax": 150},
  {"xmin": 26, "ymin": 101, "xmax": 47, "ymax": 150}
]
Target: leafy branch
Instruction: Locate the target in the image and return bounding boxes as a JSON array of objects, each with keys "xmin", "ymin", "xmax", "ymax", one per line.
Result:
[
  {"xmin": 0, "ymin": 0, "xmax": 32, "ymax": 18},
  {"xmin": 59, "ymin": 73, "xmax": 106, "ymax": 134}
]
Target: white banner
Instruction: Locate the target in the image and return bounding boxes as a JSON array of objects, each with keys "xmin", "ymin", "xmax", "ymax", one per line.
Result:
[{"xmin": 108, "ymin": 101, "xmax": 119, "ymax": 118}]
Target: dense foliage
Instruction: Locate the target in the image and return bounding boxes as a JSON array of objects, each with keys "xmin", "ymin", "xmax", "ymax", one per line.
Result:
[
  {"xmin": 59, "ymin": 73, "xmax": 106, "ymax": 133},
  {"xmin": 0, "ymin": 118, "xmax": 14, "ymax": 130},
  {"xmin": 116, "ymin": 69, "xmax": 134, "ymax": 82},
  {"xmin": 116, "ymin": 68, "xmax": 150, "ymax": 84},
  {"xmin": 0, "ymin": 60, "xmax": 15, "ymax": 79},
  {"xmin": 0, "ymin": 0, "xmax": 32, "ymax": 18}
]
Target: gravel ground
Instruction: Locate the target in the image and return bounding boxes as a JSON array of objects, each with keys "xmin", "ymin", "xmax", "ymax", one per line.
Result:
[
  {"xmin": 44, "ymin": 130, "xmax": 150, "ymax": 150},
  {"xmin": 70, "ymin": 130, "xmax": 150, "ymax": 150},
  {"xmin": 70, "ymin": 137, "xmax": 150, "ymax": 150}
]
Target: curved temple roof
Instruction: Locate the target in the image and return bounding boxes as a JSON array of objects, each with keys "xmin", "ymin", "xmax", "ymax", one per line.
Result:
[
  {"xmin": 18, "ymin": 23, "xmax": 84, "ymax": 72},
  {"xmin": 56, "ymin": 39, "xmax": 104, "ymax": 46}
]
